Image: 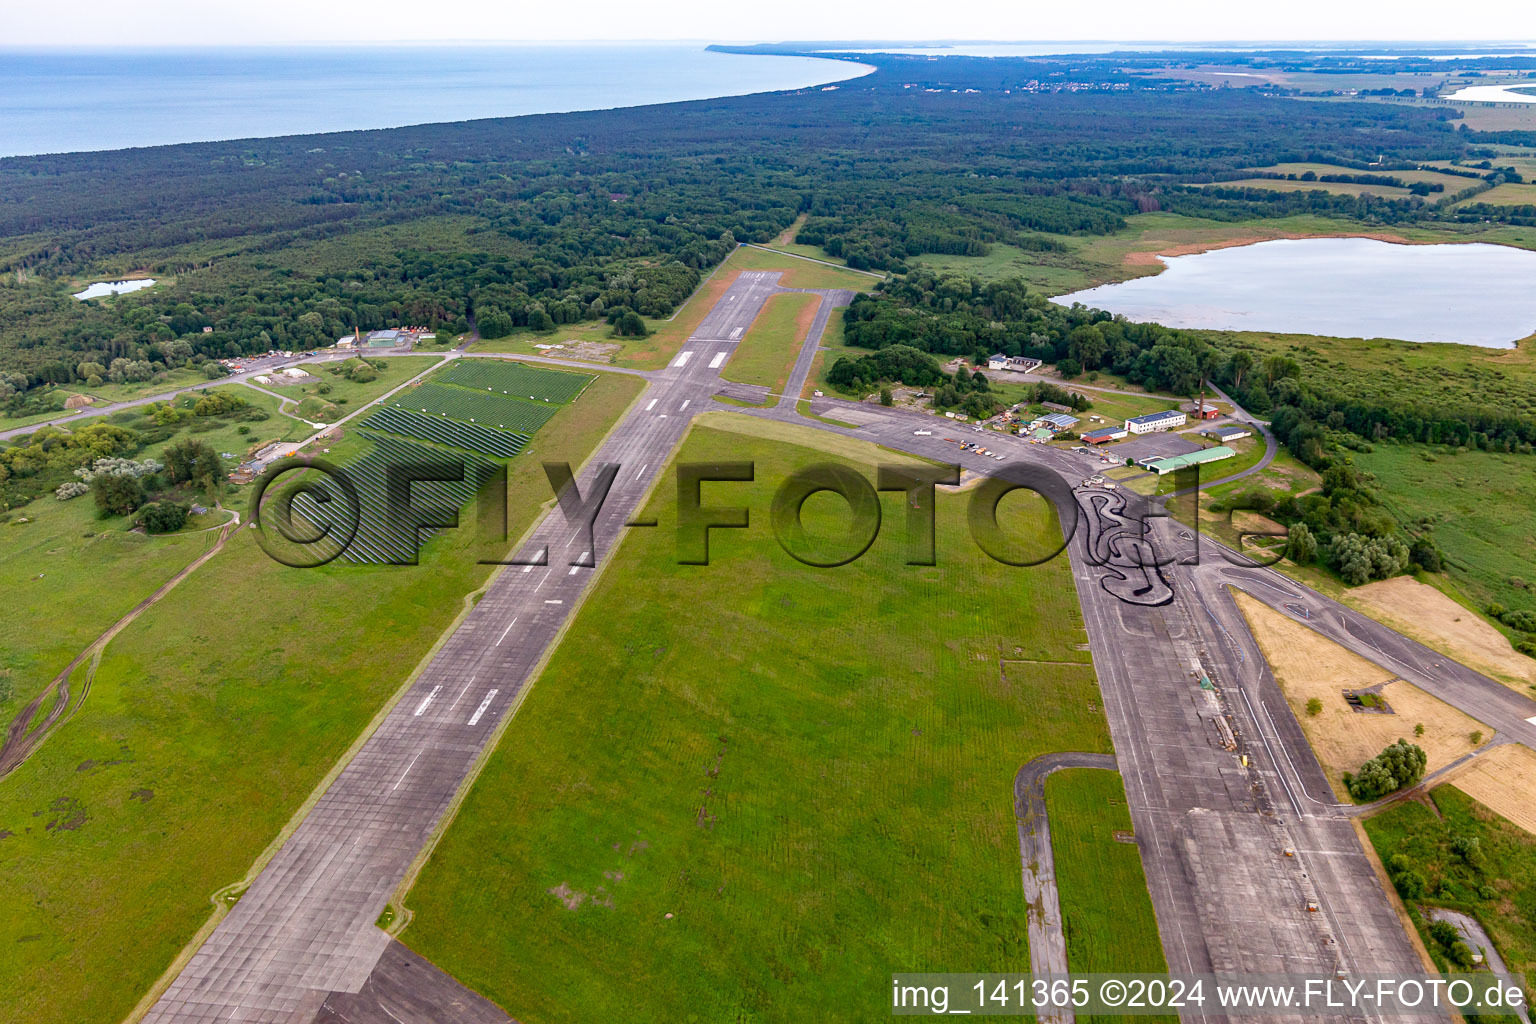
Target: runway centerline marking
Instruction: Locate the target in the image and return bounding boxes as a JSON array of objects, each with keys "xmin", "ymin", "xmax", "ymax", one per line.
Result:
[
  {"xmin": 635, "ymin": 464, "xmax": 647, "ymax": 480},
  {"xmin": 496, "ymin": 618, "xmax": 518, "ymax": 646},
  {"xmin": 412, "ymin": 685, "xmax": 442, "ymax": 717},
  {"xmin": 448, "ymin": 675, "xmax": 477, "ymax": 711},
  {"xmin": 392, "ymin": 750, "xmax": 423, "ymax": 791},
  {"xmin": 468, "ymin": 689, "xmax": 500, "ymax": 726}
]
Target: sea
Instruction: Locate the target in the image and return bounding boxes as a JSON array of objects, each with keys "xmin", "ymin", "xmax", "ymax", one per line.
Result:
[{"xmin": 0, "ymin": 46, "xmax": 873, "ymax": 158}]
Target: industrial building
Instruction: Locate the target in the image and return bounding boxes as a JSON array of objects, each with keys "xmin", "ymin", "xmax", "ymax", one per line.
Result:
[
  {"xmin": 1207, "ymin": 423, "xmax": 1252, "ymax": 443},
  {"xmin": 1082, "ymin": 425, "xmax": 1128, "ymax": 444},
  {"xmin": 1031, "ymin": 412, "xmax": 1079, "ymax": 433},
  {"xmin": 1125, "ymin": 409, "xmax": 1187, "ymax": 434},
  {"xmin": 1142, "ymin": 445, "xmax": 1236, "ymax": 475}
]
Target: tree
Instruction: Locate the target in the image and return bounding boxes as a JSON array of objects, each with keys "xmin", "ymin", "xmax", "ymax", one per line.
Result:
[
  {"xmin": 164, "ymin": 438, "xmax": 225, "ymax": 493},
  {"xmin": 1056, "ymin": 357, "xmax": 1082, "ymax": 379},
  {"xmin": 879, "ymin": 387, "xmax": 893, "ymax": 406},
  {"xmin": 1226, "ymin": 350, "xmax": 1254, "ymax": 390},
  {"xmin": 1067, "ymin": 324, "xmax": 1108, "ymax": 370},
  {"xmin": 92, "ymin": 473, "xmax": 145, "ymax": 517},
  {"xmin": 1345, "ymin": 739, "xmax": 1426, "ymax": 800},
  {"xmin": 1286, "ymin": 522, "xmax": 1317, "ymax": 564},
  {"xmin": 135, "ymin": 501, "xmax": 189, "ymax": 534}
]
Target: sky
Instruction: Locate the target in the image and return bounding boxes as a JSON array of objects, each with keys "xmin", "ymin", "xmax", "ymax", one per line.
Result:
[{"xmin": 8, "ymin": 0, "xmax": 1536, "ymax": 48}]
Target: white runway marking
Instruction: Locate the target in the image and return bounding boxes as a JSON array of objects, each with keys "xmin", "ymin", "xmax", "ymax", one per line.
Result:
[
  {"xmin": 680, "ymin": 400, "xmax": 690, "ymax": 410},
  {"xmin": 635, "ymin": 464, "xmax": 648, "ymax": 480},
  {"xmin": 709, "ymin": 352, "xmax": 727, "ymax": 368},
  {"xmin": 673, "ymin": 351, "xmax": 692, "ymax": 367},
  {"xmin": 468, "ymin": 689, "xmax": 499, "ymax": 726},
  {"xmin": 645, "ymin": 398, "xmax": 658, "ymax": 411},
  {"xmin": 413, "ymin": 685, "xmax": 442, "ymax": 717},
  {"xmin": 392, "ymin": 751, "xmax": 422, "ymax": 791},
  {"xmin": 568, "ymin": 565, "xmax": 580, "ymax": 575},
  {"xmin": 544, "ymin": 599, "xmax": 564, "ymax": 605},
  {"xmin": 449, "ymin": 675, "xmax": 477, "ymax": 711},
  {"xmin": 496, "ymin": 619, "xmax": 517, "ymax": 646},
  {"xmin": 521, "ymin": 565, "xmax": 533, "ymax": 573},
  {"xmin": 729, "ymin": 327, "xmax": 743, "ymax": 340},
  {"xmin": 1528, "ymin": 715, "xmax": 1536, "ymax": 726}
]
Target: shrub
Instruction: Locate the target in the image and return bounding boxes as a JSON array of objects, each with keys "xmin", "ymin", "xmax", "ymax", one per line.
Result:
[
  {"xmin": 54, "ymin": 481, "xmax": 89, "ymax": 501},
  {"xmin": 1306, "ymin": 697, "xmax": 1323, "ymax": 716}
]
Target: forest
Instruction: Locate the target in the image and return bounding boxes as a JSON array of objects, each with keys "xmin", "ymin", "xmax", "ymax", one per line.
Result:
[{"xmin": 0, "ymin": 51, "xmax": 1495, "ymax": 398}]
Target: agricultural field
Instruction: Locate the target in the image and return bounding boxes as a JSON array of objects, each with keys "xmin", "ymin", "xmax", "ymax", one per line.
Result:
[
  {"xmin": 0, "ymin": 371, "xmax": 645, "ymax": 1024},
  {"xmin": 1045, "ymin": 768, "xmax": 1172, "ymax": 1024},
  {"xmin": 1364, "ymin": 785, "xmax": 1536, "ymax": 997},
  {"xmin": 1462, "ymin": 182, "xmax": 1536, "ymax": 207},
  {"xmin": 400, "ymin": 415, "xmax": 1112, "ymax": 1023},
  {"xmin": 359, "ymin": 406, "xmax": 529, "ymax": 459},
  {"xmin": 1356, "ymin": 444, "xmax": 1536, "ymax": 618},
  {"xmin": 396, "ymin": 382, "xmax": 560, "ymax": 434},
  {"xmin": 721, "ymin": 291, "xmax": 821, "ymax": 395},
  {"xmin": 437, "ymin": 359, "xmax": 594, "ymax": 403}
]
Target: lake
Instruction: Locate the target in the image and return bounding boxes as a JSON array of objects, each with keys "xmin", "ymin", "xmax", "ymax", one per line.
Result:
[
  {"xmin": 1051, "ymin": 238, "xmax": 1536, "ymax": 348},
  {"xmin": 0, "ymin": 46, "xmax": 872, "ymax": 158},
  {"xmin": 73, "ymin": 279, "xmax": 156, "ymax": 300},
  {"xmin": 1443, "ymin": 83, "xmax": 1536, "ymax": 104}
]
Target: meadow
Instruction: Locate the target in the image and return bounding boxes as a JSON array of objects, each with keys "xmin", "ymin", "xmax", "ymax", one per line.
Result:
[
  {"xmin": 0, "ymin": 371, "xmax": 644, "ymax": 1024},
  {"xmin": 1357, "ymin": 443, "xmax": 1536, "ymax": 618},
  {"xmin": 1045, "ymin": 767, "xmax": 1173, "ymax": 1024},
  {"xmin": 1364, "ymin": 785, "xmax": 1536, "ymax": 999},
  {"xmin": 401, "ymin": 415, "xmax": 1117, "ymax": 1023}
]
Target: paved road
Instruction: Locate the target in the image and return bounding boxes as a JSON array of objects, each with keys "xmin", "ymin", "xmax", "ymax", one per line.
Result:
[
  {"xmin": 140, "ymin": 272, "xmax": 853, "ymax": 1023},
  {"xmin": 134, "ymin": 271, "xmax": 1535, "ymax": 1021},
  {"xmin": 737, "ymin": 396, "xmax": 1483, "ymax": 1019},
  {"xmin": 0, "ymin": 350, "xmax": 408, "ymax": 442},
  {"xmin": 1014, "ymin": 752, "xmax": 1118, "ymax": 1024}
]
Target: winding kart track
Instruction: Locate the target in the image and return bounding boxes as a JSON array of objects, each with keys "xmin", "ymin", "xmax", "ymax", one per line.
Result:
[{"xmin": 123, "ymin": 265, "xmax": 1536, "ymax": 1023}]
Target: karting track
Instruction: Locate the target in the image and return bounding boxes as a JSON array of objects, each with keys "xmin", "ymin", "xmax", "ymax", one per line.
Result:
[{"xmin": 131, "ymin": 261, "xmax": 1536, "ymax": 1023}]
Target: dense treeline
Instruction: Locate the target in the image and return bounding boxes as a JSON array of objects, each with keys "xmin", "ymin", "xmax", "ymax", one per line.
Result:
[{"xmin": 0, "ymin": 54, "xmax": 1474, "ymax": 390}]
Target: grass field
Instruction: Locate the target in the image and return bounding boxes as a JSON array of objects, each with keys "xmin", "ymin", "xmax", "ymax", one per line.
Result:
[
  {"xmin": 0, "ymin": 496, "xmax": 214, "ymax": 715},
  {"xmin": 722, "ymin": 291, "xmax": 821, "ymax": 395},
  {"xmin": 1356, "ymin": 444, "xmax": 1536, "ymax": 618},
  {"xmin": 1045, "ymin": 768, "xmax": 1172, "ymax": 1024},
  {"xmin": 437, "ymin": 359, "xmax": 593, "ymax": 402},
  {"xmin": 1462, "ymin": 182, "xmax": 1536, "ymax": 208},
  {"xmin": 400, "ymin": 415, "xmax": 1111, "ymax": 1023},
  {"xmin": 1364, "ymin": 785, "xmax": 1536, "ymax": 998},
  {"xmin": 912, "ymin": 244, "xmax": 1095, "ymax": 294},
  {"xmin": 0, "ymin": 371, "xmax": 645, "ymax": 1024}
]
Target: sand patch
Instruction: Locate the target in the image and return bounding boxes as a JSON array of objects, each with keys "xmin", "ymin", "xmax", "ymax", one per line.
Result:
[
  {"xmin": 1234, "ymin": 591, "xmax": 1489, "ymax": 799},
  {"xmin": 1450, "ymin": 743, "xmax": 1536, "ymax": 836},
  {"xmin": 1348, "ymin": 576, "xmax": 1536, "ymax": 691},
  {"xmin": 1124, "ymin": 231, "xmax": 1413, "ymax": 267}
]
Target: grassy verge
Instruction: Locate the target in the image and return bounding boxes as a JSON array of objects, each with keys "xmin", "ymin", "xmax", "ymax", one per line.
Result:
[
  {"xmin": 722, "ymin": 292, "xmax": 821, "ymax": 395},
  {"xmin": 0, "ymin": 371, "xmax": 644, "ymax": 1024},
  {"xmin": 1045, "ymin": 767, "xmax": 1172, "ymax": 1024},
  {"xmin": 401, "ymin": 418, "xmax": 1109, "ymax": 1023},
  {"xmin": 728, "ymin": 244, "xmax": 882, "ymax": 290},
  {"xmin": 1364, "ymin": 785, "xmax": 1535, "ymax": 1002}
]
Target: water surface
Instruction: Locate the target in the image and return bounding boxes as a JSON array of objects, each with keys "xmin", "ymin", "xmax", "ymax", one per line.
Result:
[
  {"xmin": 1052, "ymin": 238, "xmax": 1536, "ymax": 347},
  {"xmin": 0, "ymin": 46, "xmax": 872, "ymax": 157},
  {"xmin": 73, "ymin": 279, "xmax": 156, "ymax": 300}
]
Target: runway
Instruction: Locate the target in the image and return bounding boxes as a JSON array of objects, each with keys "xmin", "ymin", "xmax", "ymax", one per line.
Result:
[
  {"xmin": 136, "ymin": 263, "xmax": 1536, "ymax": 1022},
  {"xmin": 139, "ymin": 271, "xmax": 853, "ymax": 1023}
]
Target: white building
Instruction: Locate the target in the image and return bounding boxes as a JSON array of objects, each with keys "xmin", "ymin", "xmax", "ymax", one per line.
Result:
[{"xmin": 1125, "ymin": 409, "xmax": 1187, "ymax": 434}]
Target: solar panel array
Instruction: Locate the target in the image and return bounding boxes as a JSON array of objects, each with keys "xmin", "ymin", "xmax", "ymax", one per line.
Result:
[{"xmin": 360, "ymin": 406, "xmax": 529, "ymax": 459}]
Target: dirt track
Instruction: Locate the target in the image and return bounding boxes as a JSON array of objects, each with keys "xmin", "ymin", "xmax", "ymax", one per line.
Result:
[{"xmin": 0, "ymin": 515, "xmax": 239, "ymax": 777}]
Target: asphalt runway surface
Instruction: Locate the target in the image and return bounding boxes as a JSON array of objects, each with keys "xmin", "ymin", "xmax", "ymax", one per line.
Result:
[
  {"xmin": 125, "ymin": 264, "xmax": 1536, "ymax": 1023},
  {"xmin": 140, "ymin": 271, "xmax": 851, "ymax": 1023}
]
